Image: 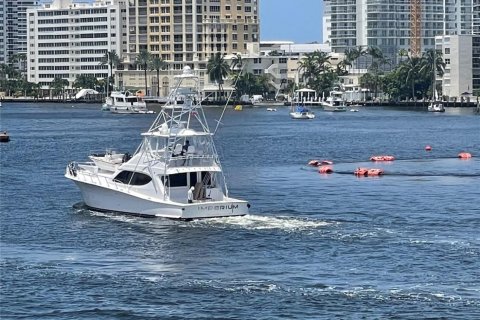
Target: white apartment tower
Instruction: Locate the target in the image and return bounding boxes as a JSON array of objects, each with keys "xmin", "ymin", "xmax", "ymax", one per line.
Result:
[
  {"xmin": 27, "ymin": 0, "xmax": 127, "ymax": 89},
  {"xmin": 324, "ymin": 0, "xmax": 475, "ymax": 64},
  {"xmin": 1, "ymin": 1, "xmax": 38, "ymax": 65}
]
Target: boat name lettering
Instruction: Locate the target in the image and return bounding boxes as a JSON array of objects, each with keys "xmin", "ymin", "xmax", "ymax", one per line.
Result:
[{"xmin": 198, "ymin": 204, "xmax": 239, "ymax": 211}]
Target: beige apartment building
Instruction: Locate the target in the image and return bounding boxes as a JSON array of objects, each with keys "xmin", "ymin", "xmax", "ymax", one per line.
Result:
[{"xmin": 122, "ymin": 0, "xmax": 260, "ymax": 94}]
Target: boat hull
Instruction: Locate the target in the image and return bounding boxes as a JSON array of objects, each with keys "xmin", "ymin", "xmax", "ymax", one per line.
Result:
[
  {"xmin": 323, "ymin": 105, "xmax": 347, "ymax": 112},
  {"xmin": 68, "ymin": 176, "xmax": 249, "ymax": 219},
  {"xmin": 290, "ymin": 112, "xmax": 315, "ymax": 119}
]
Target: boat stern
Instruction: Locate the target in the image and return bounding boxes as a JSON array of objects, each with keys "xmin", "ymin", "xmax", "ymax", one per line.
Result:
[{"xmin": 180, "ymin": 199, "xmax": 249, "ymax": 219}]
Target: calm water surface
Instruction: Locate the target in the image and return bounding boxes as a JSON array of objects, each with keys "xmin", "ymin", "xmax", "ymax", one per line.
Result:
[{"xmin": 1, "ymin": 103, "xmax": 479, "ymax": 319}]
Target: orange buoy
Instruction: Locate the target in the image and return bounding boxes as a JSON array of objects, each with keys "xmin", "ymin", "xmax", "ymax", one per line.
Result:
[
  {"xmin": 354, "ymin": 167, "xmax": 369, "ymax": 176},
  {"xmin": 425, "ymin": 145, "xmax": 432, "ymax": 151},
  {"xmin": 458, "ymin": 152, "xmax": 472, "ymax": 159},
  {"xmin": 370, "ymin": 155, "xmax": 395, "ymax": 161},
  {"xmin": 367, "ymin": 168, "xmax": 384, "ymax": 176},
  {"xmin": 318, "ymin": 166, "xmax": 333, "ymax": 174}
]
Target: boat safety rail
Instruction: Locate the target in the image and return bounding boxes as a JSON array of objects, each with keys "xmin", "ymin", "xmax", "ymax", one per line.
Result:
[
  {"xmin": 168, "ymin": 154, "xmax": 216, "ymax": 167},
  {"xmin": 66, "ymin": 161, "xmax": 124, "ymax": 191}
]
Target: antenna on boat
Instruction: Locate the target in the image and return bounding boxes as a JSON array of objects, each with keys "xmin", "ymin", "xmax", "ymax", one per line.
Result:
[{"xmin": 213, "ymin": 63, "xmax": 246, "ymax": 135}]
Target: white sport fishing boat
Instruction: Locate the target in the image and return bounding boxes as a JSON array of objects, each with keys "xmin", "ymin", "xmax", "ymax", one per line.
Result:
[
  {"xmin": 66, "ymin": 67, "xmax": 249, "ymax": 219},
  {"xmin": 104, "ymin": 91, "xmax": 150, "ymax": 114},
  {"xmin": 322, "ymin": 90, "xmax": 347, "ymax": 112}
]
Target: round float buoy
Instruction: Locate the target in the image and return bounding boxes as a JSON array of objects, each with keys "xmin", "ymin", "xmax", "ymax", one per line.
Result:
[
  {"xmin": 458, "ymin": 152, "xmax": 472, "ymax": 159},
  {"xmin": 354, "ymin": 167, "xmax": 369, "ymax": 176},
  {"xmin": 425, "ymin": 145, "xmax": 432, "ymax": 151},
  {"xmin": 367, "ymin": 168, "xmax": 384, "ymax": 176},
  {"xmin": 308, "ymin": 160, "xmax": 320, "ymax": 166},
  {"xmin": 318, "ymin": 166, "xmax": 333, "ymax": 174},
  {"xmin": 370, "ymin": 155, "xmax": 395, "ymax": 161}
]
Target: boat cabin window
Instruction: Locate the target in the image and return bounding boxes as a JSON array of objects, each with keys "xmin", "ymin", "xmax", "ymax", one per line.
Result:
[
  {"xmin": 190, "ymin": 172, "xmax": 197, "ymax": 186},
  {"xmin": 162, "ymin": 173, "xmax": 187, "ymax": 187},
  {"xmin": 114, "ymin": 171, "xmax": 152, "ymax": 186}
]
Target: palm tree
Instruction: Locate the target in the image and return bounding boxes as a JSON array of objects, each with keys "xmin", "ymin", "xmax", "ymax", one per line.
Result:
[
  {"xmin": 135, "ymin": 50, "xmax": 152, "ymax": 95},
  {"xmin": 207, "ymin": 52, "xmax": 230, "ymax": 100},
  {"xmin": 419, "ymin": 49, "xmax": 445, "ymax": 99},
  {"xmin": 100, "ymin": 50, "xmax": 120, "ymax": 96},
  {"xmin": 51, "ymin": 77, "xmax": 69, "ymax": 100},
  {"xmin": 73, "ymin": 74, "xmax": 98, "ymax": 90},
  {"xmin": 298, "ymin": 53, "xmax": 318, "ymax": 85},
  {"xmin": 150, "ymin": 56, "xmax": 167, "ymax": 97},
  {"xmin": 398, "ymin": 55, "xmax": 423, "ymax": 100}
]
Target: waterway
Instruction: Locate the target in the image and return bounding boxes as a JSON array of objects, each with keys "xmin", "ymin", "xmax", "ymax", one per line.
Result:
[{"xmin": 1, "ymin": 103, "xmax": 479, "ymax": 319}]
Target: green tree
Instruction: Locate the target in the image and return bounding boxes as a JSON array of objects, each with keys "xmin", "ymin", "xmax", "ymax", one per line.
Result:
[
  {"xmin": 73, "ymin": 74, "xmax": 98, "ymax": 90},
  {"xmin": 51, "ymin": 77, "xmax": 69, "ymax": 99},
  {"xmin": 135, "ymin": 50, "xmax": 152, "ymax": 95},
  {"xmin": 397, "ymin": 55, "xmax": 423, "ymax": 100},
  {"xmin": 100, "ymin": 50, "xmax": 120, "ymax": 96},
  {"xmin": 150, "ymin": 56, "xmax": 167, "ymax": 97},
  {"xmin": 419, "ymin": 49, "xmax": 445, "ymax": 99},
  {"xmin": 207, "ymin": 52, "xmax": 230, "ymax": 100}
]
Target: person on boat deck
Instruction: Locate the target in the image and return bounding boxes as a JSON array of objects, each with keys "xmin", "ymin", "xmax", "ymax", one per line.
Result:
[
  {"xmin": 187, "ymin": 186, "xmax": 194, "ymax": 203},
  {"xmin": 181, "ymin": 140, "xmax": 190, "ymax": 156}
]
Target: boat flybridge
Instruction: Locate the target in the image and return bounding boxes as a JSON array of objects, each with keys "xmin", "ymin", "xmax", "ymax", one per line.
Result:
[{"xmin": 66, "ymin": 66, "xmax": 249, "ymax": 219}]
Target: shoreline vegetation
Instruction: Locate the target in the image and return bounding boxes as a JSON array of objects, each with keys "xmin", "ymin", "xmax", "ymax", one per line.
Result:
[{"xmin": 1, "ymin": 96, "xmax": 479, "ymax": 108}]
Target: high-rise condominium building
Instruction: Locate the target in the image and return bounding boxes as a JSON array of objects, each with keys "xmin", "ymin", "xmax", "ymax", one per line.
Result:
[
  {"xmin": 27, "ymin": 0, "xmax": 127, "ymax": 89},
  {"xmin": 127, "ymin": 0, "xmax": 259, "ymax": 71},
  {"xmin": 1, "ymin": 1, "xmax": 38, "ymax": 66},
  {"xmin": 324, "ymin": 0, "xmax": 475, "ymax": 64}
]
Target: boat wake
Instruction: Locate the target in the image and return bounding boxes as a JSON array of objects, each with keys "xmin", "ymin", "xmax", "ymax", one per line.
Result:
[
  {"xmin": 193, "ymin": 214, "xmax": 332, "ymax": 232},
  {"xmin": 73, "ymin": 203, "xmax": 332, "ymax": 231}
]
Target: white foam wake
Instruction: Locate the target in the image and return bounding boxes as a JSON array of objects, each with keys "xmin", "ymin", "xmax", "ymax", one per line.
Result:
[{"xmin": 197, "ymin": 214, "xmax": 332, "ymax": 231}]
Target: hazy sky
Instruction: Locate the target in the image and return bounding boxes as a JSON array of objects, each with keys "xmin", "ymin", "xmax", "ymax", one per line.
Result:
[{"xmin": 259, "ymin": 0, "xmax": 323, "ymax": 43}]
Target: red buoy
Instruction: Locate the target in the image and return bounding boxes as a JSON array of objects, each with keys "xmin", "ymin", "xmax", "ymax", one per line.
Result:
[
  {"xmin": 370, "ymin": 155, "xmax": 395, "ymax": 161},
  {"xmin": 318, "ymin": 166, "xmax": 333, "ymax": 174},
  {"xmin": 458, "ymin": 152, "xmax": 472, "ymax": 159},
  {"xmin": 425, "ymin": 145, "xmax": 432, "ymax": 151},
  {"xmin": 308, "ymin": 160, "xmax": 320, "ymax": 166}
]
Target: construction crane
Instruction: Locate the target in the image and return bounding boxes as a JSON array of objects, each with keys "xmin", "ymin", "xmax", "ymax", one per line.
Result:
[{"xmin": 410, "ymin": 0, "xmax": 421, "ymax": 56}]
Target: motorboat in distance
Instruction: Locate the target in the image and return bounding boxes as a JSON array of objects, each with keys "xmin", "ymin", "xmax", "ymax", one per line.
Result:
[
  {"xmin": 66, "ymin": 67, "xmax": 250, "ymax": 219},
  {"xmin": 290, "ymin": 105, "xmax": 315, "ymax": 119},
  {"xmin": 322, "ymin": 90, "xmax": 347, "ymax": 112},
  {"xmin": 104, "ymin": 91, "xmax": 151, "ymax": 114}
]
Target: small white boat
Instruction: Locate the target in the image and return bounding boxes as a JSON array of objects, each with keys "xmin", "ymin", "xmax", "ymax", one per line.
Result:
[
  {"xmin": 105, "ymin": 91, "xmax": 148, "ymax": 114},
  {"xmin": 322, "ymin": 90, "xmax": 347, "ymax": 112},
  {"xmin": 349, "ymin": 108, "xmax": 359, "ymax": 112},
  {"xmin": 290, "ymin": 105, "xmax": 315, "ymax": 119},
  {"xmin": 267, "ymin": 108, "xmax": 277, "ymax": 112},
  {"xmin": 427, "ymin": 101, "xmax": 445, "ymax": 112},
  {"xmin": 0, "ymin": 131, "xmax": 10, "ymax": 142},
  {"xmin": 66, "ymin": 67, "xmax": 249, "ymax": 219}
]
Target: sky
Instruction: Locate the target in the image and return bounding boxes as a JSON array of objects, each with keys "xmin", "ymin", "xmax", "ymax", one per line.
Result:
[{"xmin": 259, "ymin": 0, "xmax": 323, "ymax": 43}]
